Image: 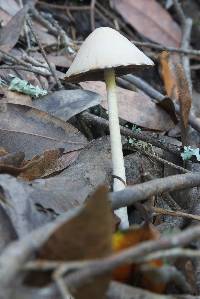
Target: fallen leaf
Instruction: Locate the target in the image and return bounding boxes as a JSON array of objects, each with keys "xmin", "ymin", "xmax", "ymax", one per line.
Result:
[
  {"xmin": 175, "ymin": 64, "xmax": 192, "ymax": 145},
  {"xmin": 0, "ymin": 5, "xmax": 29, "ymax": 52},
  {"xmin": 160, "ymin": 51, "xmax": 179, "ymax": 99},
  {"xmin": 111, "ymin": 0, "xmax": 181, "ymax": 47},
  {"xmin": 31, "ymin": 136, "xmax": 113, "ymax": 214},
  {"xmin": 2, "ymin": 88, "xmax": 32, "ymax": 105},
  {"xmin": 0, "ymin": 174, "xmax": 53, "ymax": 238},
  {"xmin": 0, "ymin": 151, "xmax": 24, "ymax": 166},
  {"xmin": 0, "ymin": 103, "xmax": 87, "ymax": 159},
  {"xmin": 0, "ymin": 8, "xmax": 12, "ymax": 26},
  {"xmin": 175, "ymin": 64, "xmax": 192, "ymax": 129},
  {"xmin": 19, "ymin": 148, "xmax": 80, "ymax": 180},
  {"xmin": 81, "ymin": 81, "xmax": 174, "ymax": 131},
  {"xmin": 0, "ymin": 151, "xmax": 25, "ymax": 175},
  {"xmin": 47, "ymin": 54, "xmax": 72, "ymax": 68},
  {"xmin": 26, "ymin": 186, "xmax": 113, "ymax": 299},
  {"xmin": 34, "ymin": 89, "xmax": 101, "ymax": 121},
  {"xmin": 32, "ymin": 21, "xmax": 57, "ymax": 47},
  {"xmin": 0, "ymin": 0, "xmax": 20, "ymax": 16}
]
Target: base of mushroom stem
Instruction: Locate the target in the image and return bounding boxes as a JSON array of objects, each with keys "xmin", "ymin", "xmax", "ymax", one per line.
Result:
[{"xmin": 115, "ymin": 207, "xmax": 129, "ymax": 229}]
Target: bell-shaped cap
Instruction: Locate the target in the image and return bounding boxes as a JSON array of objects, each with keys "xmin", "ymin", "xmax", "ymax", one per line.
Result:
[{"xmin": 65, "ymin": 27, "xmax": 154, "ymax": 83}]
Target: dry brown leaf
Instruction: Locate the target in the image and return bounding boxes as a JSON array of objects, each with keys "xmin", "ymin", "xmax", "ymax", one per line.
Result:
[
  {"xmin": 81, "ymin": 81, "xmax": 174, "ymax": 131},
  {"xmin": 0, "ymin": 6, "xmax": 28, "ymax": 53},
  {"xmin": 19, "ymin": 149, "xmax": 80, "ymax": 180},
  {"xmin": 0, "ymin": 151, "xmax": 25, "ymax": 175},
  {"xmin": 111, "ymin": 0, "xmax": 181, "ymax": 47},
  {"xmin": 0, "ymin": 103, "xmax": 87, "ymax": 159},
  {"xmin": 1, "ymin": 87, "xmax": 32, "ymax": 106},
  {"xmin": 175, "ymin": 64, "xmax": 192, "ymax": 145},
  {"xmin": 26, "ymin": 186, "xmax": 113, "ymax": 299},
  {"xmin": 175, "ymin": 64, "xmax": 192, "ymax": 128},
  {"xmin": 160, "ymin": 51, "xmax": 179, "ymax": 99}
]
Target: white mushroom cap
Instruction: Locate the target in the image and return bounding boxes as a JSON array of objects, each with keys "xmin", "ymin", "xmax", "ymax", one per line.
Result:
[{"xmin": 65, "ymin": 27, "xmax": 154, "ymax": 83}]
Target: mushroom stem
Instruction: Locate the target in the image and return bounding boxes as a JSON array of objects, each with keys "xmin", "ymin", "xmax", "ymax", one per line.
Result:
[{"xmin": 104, "ymin": 68, "xmax": 129, "ymax": 228}]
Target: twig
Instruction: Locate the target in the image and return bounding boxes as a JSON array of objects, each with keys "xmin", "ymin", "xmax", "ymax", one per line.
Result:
[
  {"xmin": 132, "ymin": 40, "xmax": 200, "ymax": 58},
  {"xmin": 111, "ymin": 173, "xmax": 200, "ymax": 210},
  {"xmin": 181, "ymin": 18, "xmax": 193, "ymax": 95},
  {"xmin": 95, "ymin": 1, "xmax": 136, "ymax": 39},
  {"xmin": 108, "ymin": 281, "xmax": 197, "ymax": 299},
  {"xmin": 0, "ymin": 48, "xmax": 31, "ymax": 68},
  {"xmin": 173, "ymin": 0, "xmax": 193, "ymax": 95},
  {"xmin": 37, "ymin": 1, "xmax": 90, "ymax": 11},
  {"xmin": 90, "ymin": 0, "xmax": 96, "ymax": 31},
  {"xmin": 173, "ymin": 0, "xmax": 186, "ymax": 24},
  {"xmin": 0, "ymin": 65, "xmax": 51, "ymax": 77},
  {"xmin": 153, "ymin": 206, "xmax": 200, "ymax": 222},
  {"xmin": 18, "ymin": 0, "xmax": 31, "ymax": 50},
  {"xmin": 82, "ymin": 112, "xmax": 181, "ymax": 155},
  {"xmin": 124, "ymin": 142, "xmax": 189, "ymax": 173},
  {"xmin": 55, "ymin": 276, "xmax": 75, "ymax": 299},
  {"xmin": 141, "ymin": 248, "xmax": 200, "ymax": 263},
  {"xmin": 31, "ymin": 8, "xmax": 73, "ymax": 51},
  {"xmin": 26, "ymin": 17, "xmax": 62, "ymax": 89}
]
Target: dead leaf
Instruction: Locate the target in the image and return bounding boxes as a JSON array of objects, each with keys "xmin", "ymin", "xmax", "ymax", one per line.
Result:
[
  {"xmin": 0, "ymin": 0, "xmax": 20, "ymax": 16},
  {"xmin": 0, "ymin": 151, "xmax": 24, "ymax": 172},
  {"xmin": 175, "ymin": 64, "xmax": 192, "ymax": 145},
  {"xmin": 19, "ymin": 148, "xmax": 80, "ymax": 180},
  {"xmin": 32, "ymin": 21, "xmax": 57, "ymax": 46},
  {"xmin": 0, "ymin": 150, "xmax": 25, "ymax": 175},
  {"xmin": 81, "ymin": 81, "xmax": 174, "ymax": 131},
  {"xmin": 30, "ymin": 137, "xmax": 112, "ymax": 215},
  {"xmin": 26, "ymin": 186, "xmax": 113, "ymax": 299},
  {"xmin": 47, "ymin": 54, "xmax": 72, "ymax": 68},
  {"xmin": 0, "ymin": 8, "xmax": 12, "ymax": 26},
  {"xmin": 0, "ymin": 174, "xmax": 52, "ymax": 238},
  {"xmin": 111, "ymin": 0, "xmax": 181, "ymax": 47},
  {"xmin": 0, "ymin": 103, "xmax": 87, "ymax": 159},
  {"xmin": 34, "ymin": 89, "xmax": 101, "ymax": 121},
  {"xmin": 1, "ymin": 86, "xmax": 32, "ymax": 106},
  {"xmin": 175, "ymin": 64, "xmax": 192, "ymax": 129},
  {"xmin": 0, "ymin": 5, "xmax": 29, "ymax": 52},
  {"xmin": 160, "ymin": 52, "xmax": 179, "ymax": 99}
]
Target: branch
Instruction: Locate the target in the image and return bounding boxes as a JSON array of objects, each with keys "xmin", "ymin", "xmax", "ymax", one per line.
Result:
[{"xmin": 111, "ymin": 172, "xmax": 200, "ymax": 210}]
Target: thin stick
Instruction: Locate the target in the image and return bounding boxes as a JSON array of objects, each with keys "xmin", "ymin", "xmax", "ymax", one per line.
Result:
[
  {"xmin": 90, "ymin": 0, "xmax": 96, "ymax": 31},
  {"xmin": 140, "ymin": 248, "xmax": 200, "ymax": 263},
  {"xmin": 82, "ymin": 112, "xmax": 181, "ymax": 155},
  {"xmin": 111, "ymin": 172, "xmax": 200, "ymax": 210},
  {"xmin": 26, "ymin": 17, "xmax": 62, "ymax": 89},
  {"xmin": 153, "ymin": 206, "xmax": 200, "ymax": 222},
  {"xmin": 0, "ymin": 65, "xmax": 51, "ymax": 77}
]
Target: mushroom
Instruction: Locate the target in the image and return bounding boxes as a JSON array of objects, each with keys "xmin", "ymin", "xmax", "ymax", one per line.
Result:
[{"xmin": 65, "ymin": 27, "xmax": 154, "ymax": 228}]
